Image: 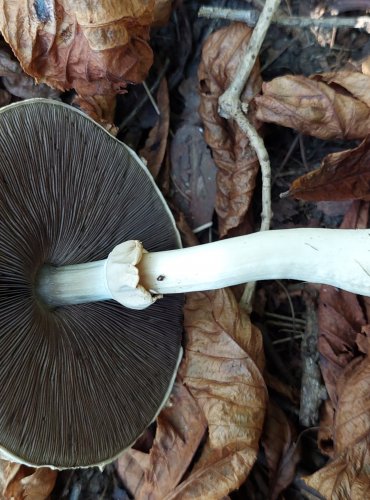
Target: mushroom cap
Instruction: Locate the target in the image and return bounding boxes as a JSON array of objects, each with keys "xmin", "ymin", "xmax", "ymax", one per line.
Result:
[{"xmin": 0, "ymin": 99, "xmax": 183, "ymax": 468}]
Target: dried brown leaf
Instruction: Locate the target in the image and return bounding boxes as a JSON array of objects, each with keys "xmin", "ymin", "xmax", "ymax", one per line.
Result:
[
  {"xmin": 304, "ymin": 356, "xmax": 370, "ymax": 499},
  {"xmin": 0, "ymin": 460, "xmax": 57, "ymax": 500},
  {"xmin": 255, "ymin": 74, "xmax": 370, "ymax": 140},
  {"xmin": 318, "ymin": 399, "xmax": 335, "ymax": 457},
  {"xmin": 167, "ymin": 289, "xmax": 267, "ymax": 499},
  {"xmin": 312, "ymin": 71, "xmax": 370, "ymax": 108},
  {"xmin": 304, "ymin": 434, "xmax": 370, "ymax": 499},
  {"xmin": 140, "ymin": 78, "xmax": 170, "ymax": 178},
  {"xmin": 287, "ymin": 137, "xmax": 370, "ymax": 202},
  {"xmin": 0, "ymin": 0, "xmax": 156, "ymax": 95},
  {"xmin": 73, "ymin": 95, "xmax": 118, "ymax": 134},
  {"xmin": 261, "ymin": 402, "xmax": 301, "ymax": 499},
  {"xmin": 318, "ymin": 201, "xmax": 368, "ymax": 404},
  {"xmin": 198, "ymin": 23, "xmax": 262, "ymax": 237},
  {"xmin": 152, "ymin": 0, "xmax": 173, "ymax": 26},
  {"xmin": 171, "ymin": 76, "xmax": 217, "ymax": 230},
  {"xmin": 116, "ymin": 382, "xmax": 207, "ymax": 500}
]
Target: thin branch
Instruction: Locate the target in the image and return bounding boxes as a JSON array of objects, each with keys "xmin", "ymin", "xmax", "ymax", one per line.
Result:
[
  {"xmin": 212, "ymin": 0, "xmax": 280, "ymax": 310},
  {"xmin": 199, "ymin": 6, "xmax": 370, "ymax": 31}
]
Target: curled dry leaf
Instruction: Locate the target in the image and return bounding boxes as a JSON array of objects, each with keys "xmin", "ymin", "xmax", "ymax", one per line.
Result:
[
  {"xmin": 261, "ymin": 402, "xmax": 301, "ymax": 500},
  {"xmin": 119, "ymin": 289, "xmax": 267, "ymax": 500},
  {"xmin": 255, "ymin": 73, "xmax": 370, "ymax": 140},
  {"xmin": 318, "ymin": 201, "xmax": 368, "ymax": 405},
  {"xmin": 0, "ymin": 460, "xmax": 57, "ymax": 500},
  {"xmin": 304, "ymin": 435, "xmax": 370, "ymax": 500},
  {"xmin": 73, "ymin": 95, "xmax": 118, "ymax": 134},
  {"xmin": 198, "ymin": 22, "xmax": 262, "ymax": 237},
  {"xmin": 139, "ymin": 78, "xmax": 170, "ymax": 178},
  {"xmin": 0, "ymin": 0, "xmax": 158, "ymax": 95},
  {"xmin": 318, "ymin": 399, "xmax": 335, "ymax": 457},
  {"xmin": 167, "ymin": 289, "xmax": 267, "ymax": 499},
  {"xmin": 287, "ymin": 137, "xmax": 370, "ymax": 202},
  {"xmin": 304, "ymin": 355, "xmax": 370, "ymax": 499},
  {"xmin": 116, "ymin": 382, "xmax": 207, "ymax": 500}
]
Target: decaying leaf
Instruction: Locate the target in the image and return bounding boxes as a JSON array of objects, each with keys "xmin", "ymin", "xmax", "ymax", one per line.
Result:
[
  {"xmin": 73, "ymin": 95, "xmax": 118, "ymax": 134},
  {"xmin": 0, "ymin": 48, "xmax": 60, "ymax": 99},
  {"xmin": 255, "ymin": 73, "xmax": 370, "ymax": 140},
  {"xmin": 304, "ymin": 354, "xmax": 370, "ymax": 499},
  {"xmin": 116, "ymin": 382, "xmax": 207, "ymax": 499},
  {"xmin": 117, "ymin": 289, "xmax": 267, "ymax": 499},
  {"xmin": 0, "ymin": 0, "xmax": 160, "ymax": 95},
  {"xmin": 140, "ymin": 77, "xmax": 170, "ymax": 178},
  {"xmin": 0, "ymin": 460, "xmax": 57, "ymax": 500},
  {"xmin": 304, "ymin": 435, "xmax": 370, "ymax": 499},
  {"xmin": 198, "ymin": 22, "xmax": 262, "ymax": 237},
  {"xmin": 318, "ymin": 201, "xmax": 368, "ymax": 404},
  {"xmin": 286, "ymin": 137, "xmax": 370, "ymax": 202},
  {"xmin": 167, "ymin": 289, "xmax": 267, "ymax": 499},
  {"xmin": 261, "ymin": 402, "xmax": 301, "ymax": 499},
  {"xmin": 171, "ymin": 76, "xmax": 217, "ymax": 230}
]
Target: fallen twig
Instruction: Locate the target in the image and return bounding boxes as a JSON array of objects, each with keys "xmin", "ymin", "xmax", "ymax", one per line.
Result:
[
  {"xmin": 300, "ymin": 290, "xmax": 327, "ymax": 427},
  {"xmin": 199, "ymin": 6, "xmax": 370, "ymax": 31},
  {"xmin": 208, "ymin": 0, "xmax": 280, "ymax": 310}
]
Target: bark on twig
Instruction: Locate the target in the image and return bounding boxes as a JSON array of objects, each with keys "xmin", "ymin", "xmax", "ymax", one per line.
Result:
[
  {"xmin": 199, "ymin": 6, "xmax": 370, "ymax": 32},
  {"xmin": 300, "ymin": 291, "xmax": 327, "ymax": 427},
  {"xmin": 207, "ymin": 0, "xmax": 280, "ymax": 310}
]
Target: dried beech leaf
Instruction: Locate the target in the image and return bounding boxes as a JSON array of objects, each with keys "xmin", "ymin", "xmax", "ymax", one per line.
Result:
[
  {"xmin": 116, "ymin": 382, "xmax": 207, "ymax": 500},
  {"xmin": 261, "ymin": 402, "xmax": 300, "ymax": 499},
  {"xmin": 0, "ymin": 460, "xmax": 57, "ymax": 500},
  {"xmin": 255, "ymin": 74, "xmax": 370, "ymax": 140},
  {"xmin": 73, "ymin": 95, "xmax": 118, "ymax": 134},
  {"xmin": 0, "ymin": 0, "xmax": 156, "ymax": 95},
  {"xmin": 335, "ymin": 357, "xmax": 370, "ymax": 453},
  {"xmin": 287, "ymin": 137, "xmax": 370, "ymax": 202},
  {"xmin": 304, "ymin": 435, "xmax": 370, "ymax": 499},
  {"xmin": 198, "ymin": 23, "xmax": 262, "ymax": 237},
  {"xmin": 312, "ymin": 71, "xmax": 370, "ymax": 108},
  {"xmin": 304, "ymin": 355, "xmax": 370, "ymax": 498},
  {"xmin": 140, "ymin": 78, "xmax": 170, "ymax": 178},
  {"xmin": 168, "ymin": 289, "xmax": 267, "ymax": 499},
  {"xmin": 318, "ymin": 399, "xmax": 335, "ymax": 457},
  {"xmin": 318, "ymin": 201, "xmax": 368, "ymax": 404}
]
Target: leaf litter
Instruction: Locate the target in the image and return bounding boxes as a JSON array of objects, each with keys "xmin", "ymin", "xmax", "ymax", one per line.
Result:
[{"xmin": 1, "ymin": 1, "xmax": 370, "ymax": 499}]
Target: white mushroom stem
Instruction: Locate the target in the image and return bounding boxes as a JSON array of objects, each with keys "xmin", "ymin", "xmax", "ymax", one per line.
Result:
[{"xmin": 37, "ymin": 229, "xmax": 370, "ymax": 309}]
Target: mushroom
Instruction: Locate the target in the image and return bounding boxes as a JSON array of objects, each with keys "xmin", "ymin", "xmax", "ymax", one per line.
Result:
[
  {"xmin": 1, "ymin": 99, "xmax": 369, "ymax": 469},
  {"xmin": 0, "ymin": 99, "xmax": 183, "ymax": 469}
]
